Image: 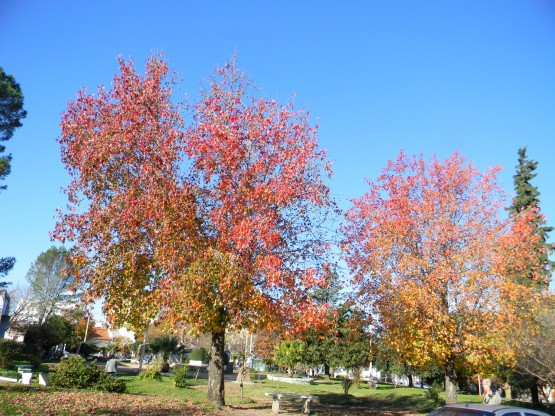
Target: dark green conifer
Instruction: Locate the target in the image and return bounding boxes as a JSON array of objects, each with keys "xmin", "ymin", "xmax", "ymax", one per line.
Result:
[
  {"xmin": 0, "ymin": 67, "xmax": 26, "ymax": 288},
  {"xmin": 508, "ymin": 147, "xmax": 554, "ymax": 287},
  {"xmin": 507, "ymin": 147, "xmax": 554, "ymax": 406}
]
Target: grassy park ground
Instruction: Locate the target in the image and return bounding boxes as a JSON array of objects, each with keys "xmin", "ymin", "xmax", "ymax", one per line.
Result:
[{"xmin": 3, "ymin": 366, "xmax": 547, "ymax": 416}]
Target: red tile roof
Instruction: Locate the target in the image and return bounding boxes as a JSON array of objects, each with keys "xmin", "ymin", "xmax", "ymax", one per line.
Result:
[{"xmin": 89, "ymin": 327, "xmax": 111, "ymax": 341}]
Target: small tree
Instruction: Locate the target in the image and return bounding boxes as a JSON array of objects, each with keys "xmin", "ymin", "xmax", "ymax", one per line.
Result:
[
  {"xmin": 0, "ymin": 339, "xmax": 22, "ymax": 369},
  {"xmin": 253, "ymin": 330, "xmax": 281, "ymax": 369},
  {"xmin": 23, "ymin": 315, "xmax": 74, "ymax": 365},
  {"xmin": 61, "ymin": 305, "xmax": 95, "ymax": 351},
  {"xmin": 150, "ymin": 334, "xmax": 179, "ymax": 372},
  {"xmin": 25, "ymin": 246, "xmax": 76, "ymax": 325},
  {"xmin": 511, "ymin": 299, "xmax": 555, "ymax": 393},
  {"xmin": 189, "ymin": 347, "xmax": 210, "ymax": 364},
  {"xmin": 274, "ymin": 340, "xmax": 305, "ymax": 376},
  {"xmin": 6, "ymin": 284, "xmax": 33, "ymax": 335},
  {"xmin": 328, "ymin": 307, "xmax": 371, "ymax": 388},
  {"xmin": 302, "ymin": 267, "xmax": 346, "ymax": 379}
]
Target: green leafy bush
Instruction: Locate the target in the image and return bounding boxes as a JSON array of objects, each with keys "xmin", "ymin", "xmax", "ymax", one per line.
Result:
[
  {"xmin": 425, "ymin": 384, "xmax": 446, "ymax": 408},
  {"xmin": 138, "ymin": 367, "xmax": 162, "ymax": 381},
  {"xmin": 50, "ymin": 356, "xmax": 94, "ymax": 388},
  {"xmin": 93, "ymin": 374, "xmax": 126, "ymax": 393},
  {"xmin": 188, "ymin": 347, "xmax": 209, "ymax": 364},
  {"xmin": 172, "ymin": 365, "xmax": 189, "ymax": 388},
  {"xmin": 49, "ymin": 355, "xmax": 126, "ymax": 393},
  {"xmin": 78, "ymin": 342, "xmax": 100, "ymax": 358},
  {"xmin": 341, "ymin": 377, "xmax": 353, "ymax": 395},
  {"xmin": 0, "ymin": 369, "xmax": 20, "ymax": 379},
  {"xmin": 0, "ymin": 339, "xmax": 22, "ymax": 369}
]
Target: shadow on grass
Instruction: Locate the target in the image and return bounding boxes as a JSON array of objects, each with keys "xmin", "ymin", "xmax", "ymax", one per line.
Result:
[{"xmin": 312, "ymin": 391, "xmax": 437, "ymax": 415}]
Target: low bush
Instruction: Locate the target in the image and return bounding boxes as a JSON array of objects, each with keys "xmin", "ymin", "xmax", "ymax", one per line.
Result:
[
  {"xmin": 138, "ymin": 367, "xmax": 162, "ymax": 381},
  {"xmin": 188, "ymin": 347, "xmax": 209, "ymax": 364},
  {"xmin": 425, "ymin": 384, "xmax": 446, "ymax": 408},
  {"xmin": 49, "ymin": 355, "xmax": 126, "ymax": 393},
  {"xmin": 172, "ymin": 365, "xmax": 189, "ymax": 388},
  {"xmin": 0, "ymin": 369, "xmax": 20, "ymax": 379},
  {"xmin": 93, "ymin": 374, "xmax": 126, "ymax": 393},
  {"xmin": 342, "ymin": 377, "xmax": 353, "ymax": 395},
  {"xmin": 0, "ymin": 339, "xmax": 22, "ymax": 369}
]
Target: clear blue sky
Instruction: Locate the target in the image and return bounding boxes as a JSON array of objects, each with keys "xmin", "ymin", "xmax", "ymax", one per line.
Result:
[{"xmin": 1, "ymin": 1, "xmax": 554, "ymax": 297}]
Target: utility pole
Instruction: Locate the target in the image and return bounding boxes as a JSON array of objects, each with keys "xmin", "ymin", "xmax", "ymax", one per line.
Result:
[
  {"xmin": 138, "ymin": 325, "xmax": 149, "ymax": 373},
  {"xmin": 76, "ymin": 305, "xmax": 91, "ymax": 355}
]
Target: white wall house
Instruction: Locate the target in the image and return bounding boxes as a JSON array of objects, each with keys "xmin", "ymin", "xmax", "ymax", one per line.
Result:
[{"xmin": 4, "ymin": 294, "xmax": 135, "ymax": 350}]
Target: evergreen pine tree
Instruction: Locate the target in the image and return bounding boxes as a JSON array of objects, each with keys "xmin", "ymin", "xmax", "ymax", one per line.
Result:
[
  {"xmin": 509, "ymin": 146, "xmax": 554, "ymax": 287},
  {"xmin": 0, "ymin": 68, "xmax": 27, "ymax": 288},
  {"xmin": 507, "ymin": 147, "xmax": 554, "ymax": 406}
]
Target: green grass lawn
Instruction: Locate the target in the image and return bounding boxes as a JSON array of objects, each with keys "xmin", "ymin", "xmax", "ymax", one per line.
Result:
[
  {"xmin": 1, "ymin": 371, "xmax": 553, "ymax": 416},
  {"xmin": 122, "ymin": 374, "xmax": 554, "ymax": 415},
  {"xmin": 121, "ymin": 373, "xmax": 484, "ymax": 414}
]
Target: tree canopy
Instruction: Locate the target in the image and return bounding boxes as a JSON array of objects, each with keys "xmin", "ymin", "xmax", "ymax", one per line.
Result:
[
  {"xmin": 0, "ymin": 67, "xmax": 26, "ymax": 189},
  {"xmin": 342, "ymin": 151, "xmax": 543, "ymax": 404},
  {"xmin": 54, "ymin": 55, "xmax": 336, "ymax": 405},
  {"xmin": 26, "ymin": 246, "xmax": 75, "ymax": 325},
  {"xmin": 0, "ymin": 67, "xmax": 26, "ymax": 288},
  {"xmin": 508, "ymin": 147, "xmax": 554, "ymax": 287}
]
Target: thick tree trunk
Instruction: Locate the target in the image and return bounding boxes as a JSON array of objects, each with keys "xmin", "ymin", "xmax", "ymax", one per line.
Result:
[
  {"xmin": 445, "ymin": 361, "xmax": 458, "ymax": 404},
  {"xmin": 529, "ymin": 378, "xmax": 540, "ymax": 406},
  {"xmin": 324, "ymin": 364, "xmax": 330, "ymax": 380},
  {"xmin": 208, "ymin": 330, "xmax": 225, "ymax": 407},
  {"xmin": 407, "ymin": 374, "xmax": 414, "ymax": 388}
]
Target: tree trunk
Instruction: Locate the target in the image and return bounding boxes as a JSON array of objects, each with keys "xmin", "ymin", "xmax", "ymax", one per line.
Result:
[
  {"xmin": 445, "ymin": 361, "xmax": 458, "ymax": 404},
  {"xmin": 208, "ymin": 330, "xmax": 225, "ymax": 407},
  {"xmin": 529, "ymin": 378, "xmax": 540, "ymax": 406},
  {"xmin": 324, "ymin": 364, "xmax": 330, "ymax": 380},
  {"xmin": 407, "ymin": 374, "xmax": 414, "ymax": 388}
]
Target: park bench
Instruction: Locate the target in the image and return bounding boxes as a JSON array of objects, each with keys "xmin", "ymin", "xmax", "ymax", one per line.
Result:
[
  {"xmin": 17, "ymin": 365, "xmax": 33, "ymax": 385},
  {"xmin": 265, "ymin": 392, "xmax": 319, "ymax": 414},
  {"xmin": 38, "ymin": 372, "xmax": 50, "ymax": 386}
]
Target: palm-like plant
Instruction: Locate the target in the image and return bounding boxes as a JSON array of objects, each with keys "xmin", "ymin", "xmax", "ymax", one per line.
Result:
[{"xmin": 149, "ymin": 335, "xmax": 179, "ymax": 372}]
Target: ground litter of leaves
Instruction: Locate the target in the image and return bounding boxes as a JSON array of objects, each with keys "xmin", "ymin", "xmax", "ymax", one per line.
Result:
[
  {"xmin": 2, "ymin": 388, "xmax": 207, "ymax": 416},
  {"xmin": 0, "ymin": 384, "xmax": 423, "ymax": 416}
]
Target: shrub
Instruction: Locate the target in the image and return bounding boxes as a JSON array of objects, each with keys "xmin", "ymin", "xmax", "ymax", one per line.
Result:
[
  {"xmin": 352, "ymin": 367, "xmax": 363, "ymax": 388},
  {"xmin": 50, "ymin": 356, "xmax": 93, "ymax": 389},
  {"xmin": 0, "ymin": 369, "xmax": 20, "ymax": 379},
  {"xmin": 77, "ymin": 342, "xmax": 100, "ymax": 358},
  {"xmin": 138, "ymin": 367, "xmax": 162, "ymax": 381},
  {"xmin": 93, "ymin": 375, "xmax": 126, "ymax": 393},
  {"xmin": 172, "ymin": 364, "xmax": 189, "ymax": 388},
  {"xmin": 189, "ymin": 347, "xmax": 209, "ymax": 364},
  {"xmin": 0, "ymin": 339, "xmax": 22, "ymax": 369},
  {"xmin": 49, "ymin": 355, "xmax": 126, "ymax": 392},
  {"xmin": 342, "ymin": 377, "xmax": 353, "ymax": 395},
  {"xmin": 425, "ymin": 384, "xmax": 446, "ymax": 408}
]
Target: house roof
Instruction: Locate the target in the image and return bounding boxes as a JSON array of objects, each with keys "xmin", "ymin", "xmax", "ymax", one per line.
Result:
[{"xmin": 89, "ymin": 327, "xmax": 111, "ymax": 341}]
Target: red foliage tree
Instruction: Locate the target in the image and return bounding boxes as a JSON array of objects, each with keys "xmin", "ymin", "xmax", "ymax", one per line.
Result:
[
  {"xmin": 55, "ymin": 56, "xmax": 336, "ymax": 405},
  {"xmin": 342, "ymin": 151, "xmax": 542, "ymax": 404}
]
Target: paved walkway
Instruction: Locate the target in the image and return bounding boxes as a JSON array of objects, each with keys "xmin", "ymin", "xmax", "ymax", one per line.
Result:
[{"xmin": 115, "ymin": 361, "xmax": 239, "ymax": 381}]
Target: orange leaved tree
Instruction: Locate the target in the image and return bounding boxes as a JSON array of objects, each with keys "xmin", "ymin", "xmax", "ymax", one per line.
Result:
[
  {"xmin": 342, "ymin": 151, "xmax": 542, "ymax": 404},
  {"xmin": 54, "ymin": 56, "xmax": 336, "ymax": 405}
]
